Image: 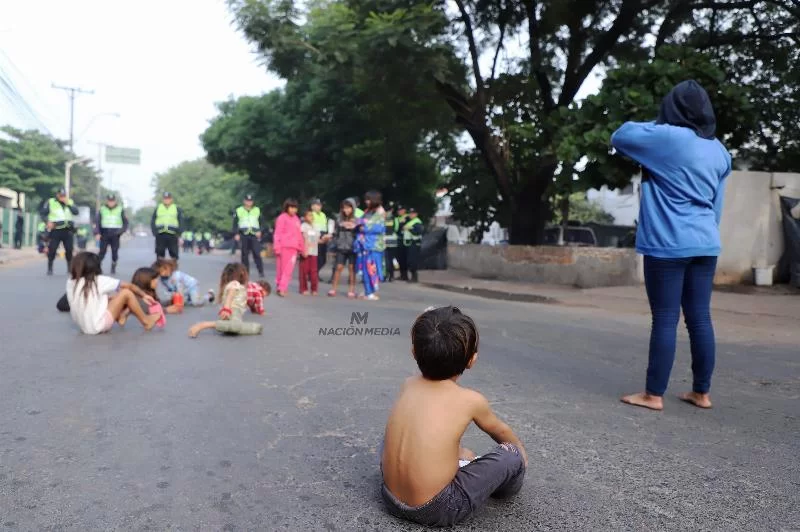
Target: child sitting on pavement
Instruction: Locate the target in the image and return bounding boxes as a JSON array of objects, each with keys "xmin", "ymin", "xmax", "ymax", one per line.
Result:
[
  {"xmin": 246, "ymin": 279, "xmax": 271, "ymax": 315},
  {"xmin": 380, "ymin": 305, "xmax": 528, "ymax": 527},
  {"xmin": 152, "ymin": 258, "xmax": 214, "ymax": 313},
  {"xmin": 188, "ymin": 263, "xmax": 264, "ymax": 338}
]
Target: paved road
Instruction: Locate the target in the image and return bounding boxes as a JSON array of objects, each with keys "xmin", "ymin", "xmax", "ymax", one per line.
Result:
[{"xmin": 1, "ymin": 238, "xmax": 797, "ymax": 531}]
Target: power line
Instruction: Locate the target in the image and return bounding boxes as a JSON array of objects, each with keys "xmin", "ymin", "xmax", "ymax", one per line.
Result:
[
  {"xmin": 0, "ymin": 69, "xmax": 52, "ymax": 133},
  {"xmin": 0, "ymin": 48, "xmax": 59, "ymax": 131},
  {"xmin": 52, "ymin": 83, "xmax": 94, "ymax": 153}
]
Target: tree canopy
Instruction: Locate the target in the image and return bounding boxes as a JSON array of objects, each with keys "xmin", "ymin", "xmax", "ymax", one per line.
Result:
[
  {"xmin": 151, "ymin": 159, "xmax": 252, "ymax": 233},
  {"xmin": 216, "ymin": 0, "xmax": 800, "ymax": 243},
  {"xmin": 0, "ymin": 126, "xmax": 118, "ymax": 213}
]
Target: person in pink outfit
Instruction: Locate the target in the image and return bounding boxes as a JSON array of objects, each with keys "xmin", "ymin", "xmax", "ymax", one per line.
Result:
[{"xmin": 273, "ymin": 198, "xmax": 304, "ymax": 297}]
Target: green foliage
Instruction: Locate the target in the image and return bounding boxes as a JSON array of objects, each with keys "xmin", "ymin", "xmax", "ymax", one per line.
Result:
[
  {"xmin": 0, "ymin": 126, "xmax": 112, "ymax": 212},
  {"xmin": 132, "ymin": 206, "xmax": 154, "ymax": 228},
  {"xmin": 551, "ymin": 192, "xmax": 614, "ymax": 225},
  {"xmin": 151, "ymin": 159, "xmax": 252, "ymax": 233}
]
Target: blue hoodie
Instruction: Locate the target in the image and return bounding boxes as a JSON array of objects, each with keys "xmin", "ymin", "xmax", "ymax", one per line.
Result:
[{"xmin": 611, "ymin": 80, "xmax": 732, "ymax": 258}]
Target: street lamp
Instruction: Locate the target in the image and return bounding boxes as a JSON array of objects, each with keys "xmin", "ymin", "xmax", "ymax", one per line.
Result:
[{"xmin": 65, "ymin": 156, "xmax": 91, "ymax": 197}]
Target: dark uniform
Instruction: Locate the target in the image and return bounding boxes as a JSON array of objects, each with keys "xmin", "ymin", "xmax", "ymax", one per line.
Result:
[
  {"xmin": 402, "ymin": 208, "xmax": 424, "ymax": 283},
  {"xmin": 233, "ymin": 194, "xmax": 265, "ymax": 278},
  {"xmin": 150, "ymin": 191, "xmax": 183, "ymax": 259},
  {"xmin": 40, "ymin": 188, "xmax": 79, "ymax": 275},
  {"xmin": 384, "ymin": 205, "xmax": 398, "ymax": 281},
  {"xmin": 96, "ymin": 194, "xmax": 129, "ymax": 273},
  {"xmin": 395, "ymin": 207, "xmax": 409, "ymax": 281},
  {"xmin": 14, "ymin": 211, "xmax": 24, "ymax": 249}
]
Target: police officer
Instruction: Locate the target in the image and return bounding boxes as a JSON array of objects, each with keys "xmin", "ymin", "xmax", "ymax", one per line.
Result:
[
  {"xmin": 233, "ymin": 193, "xmax": 265, "ymax": 278},
  {"xmin": 181, "ymin": 230, "xmax": 193, "ymax": 253},
  {"xmin": 96, "ymin": 193, "xmax": 129, "ymax": 273},
  {"xmin": 310, "ymin": 199, "xmax": 329, "ymax": 274},
  {"xmin": 384, "ymin": 202, "xmax": 398, "ymax": 281},
  {"xmin": 395, "ymin": 205, "xmax": 409, "ymax": 281},
  {"xmin": 76, "ymin": 226, "xmax": 89, "ymax": 250},
  {"xmin": 40, "ymin": 187, "xmax": 79, "ymax": 275},
  {"xmin": 402, "ymin": 207, "xmax": 424, "ymax": 283},
  {"xmin": 150, "ymin": 191, "xmax": 183, "ymax": 259},
  {"xmin": 13, "ymin": 210, "xmax": 24, "ymax": 249},
  {"xmin": 36, "ymin": 220, "xmax": 48, "ymax": 254},
  {"xmin": 203, "ymin": 230, "xmax": 213, "ymax": 253}
]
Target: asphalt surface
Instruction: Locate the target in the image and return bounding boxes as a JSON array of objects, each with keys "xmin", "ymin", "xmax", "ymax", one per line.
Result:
[{"xmin": 0, "ymin": 238, "xmax": 798, "ymax": 531}]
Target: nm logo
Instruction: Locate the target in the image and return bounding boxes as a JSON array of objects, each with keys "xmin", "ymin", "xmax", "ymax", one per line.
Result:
[{"xmin": 350, "ymin": 311, "xmax": 369, "ymax": 325}]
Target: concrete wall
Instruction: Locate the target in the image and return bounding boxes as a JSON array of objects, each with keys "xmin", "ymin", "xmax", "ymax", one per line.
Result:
[
  {"xmin": 717, "ymin": 172, "xmax": 800, "ymax": 284},
  {"xmin": 447, "ymin": 244, "xmax": 643, "ymax": 288}
]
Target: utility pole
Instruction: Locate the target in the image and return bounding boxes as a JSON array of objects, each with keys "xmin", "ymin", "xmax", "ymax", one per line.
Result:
[{"xmin": 52, "ymin": 84, "xmax": 94, "ymax": 153}]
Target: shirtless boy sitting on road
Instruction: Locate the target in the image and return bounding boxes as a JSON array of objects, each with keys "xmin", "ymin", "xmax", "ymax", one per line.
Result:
[{"xmin": 380, "ymin": 305, "xmax": 528, "ymax": 527}]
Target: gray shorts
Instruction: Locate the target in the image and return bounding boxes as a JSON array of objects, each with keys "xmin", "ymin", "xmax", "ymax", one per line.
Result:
[{"xmin": 381, "ymin": 443, "xmax": 525, "ymax": 527}]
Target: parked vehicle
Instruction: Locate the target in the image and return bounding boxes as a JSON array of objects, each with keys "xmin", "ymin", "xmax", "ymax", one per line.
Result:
[{"xmin": 543, "ymin": 225, "xmax": 598, "ymax": 246}]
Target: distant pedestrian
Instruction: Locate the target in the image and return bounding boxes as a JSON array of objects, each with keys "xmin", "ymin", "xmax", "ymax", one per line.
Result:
[
  {"xmin": 613, "ymin": 80, "xmax": 732, "ymax": 411},
  {"xmin": 401, "ymin": 208, "xmax": 424, "ymax": 283},
  {"xmin": 273, "ymin": 198, "xmax": 304, "ymax": 297},
  {"xmin": 356, "ymin": 190, "xmax": 385, "ymax": 300},
  {"xmin": 328, "ymin": 198, "xmax": 358, "ymax": 298},
  {"xmin": 299, "ymin": 209, "xmax": 320, "ymax": 295},
  {"xmin": 309, "ymin": 199, "xmax": 330, "ymax": 275},
  {"xmin": 383, "ymin": 203, "xmax": 398, "ymax": 281},
  {"xmin": 151, "ymin": 192, "xmax": 183, "ymax": 259},
  {"xmin": 395, "ymin": 206, "xmax": 409, "ymax": 280},
  {"xmin": 14, "ymin": 210, "xmax": 24, "ymax": 249}
]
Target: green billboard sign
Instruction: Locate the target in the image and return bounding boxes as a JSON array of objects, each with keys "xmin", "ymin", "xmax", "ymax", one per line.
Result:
[{"xmin": 105, "ymin": 146, "xmax": 141, "ymax": 165}]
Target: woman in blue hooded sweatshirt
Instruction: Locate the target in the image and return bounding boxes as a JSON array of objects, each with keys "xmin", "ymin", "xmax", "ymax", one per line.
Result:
[{"xmin": 611, "ymin": 80, "xmax": 732, "ymax": 411}]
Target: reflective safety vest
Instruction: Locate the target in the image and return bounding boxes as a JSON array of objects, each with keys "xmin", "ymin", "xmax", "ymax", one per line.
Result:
[
  {"xmin": 311, "ymin": 211, "xmax": 327, "ymax": 233},
  {"xmin": 402, "ymin": 217, "xmax": 423, "ymax": 246},
  {"xmin": 76, "ymin": 227, "xmax": 88, "ymax": 237},
  {"xmin": 47, "ymin": 198, "xmax": 73, "ymax": 228},
  {"xmin": 203, "ymin": 232, "xmax": 212, "ymax": 240},
  {"xmin": 155, "ymin": 203, "xmax": 179, "ymax": 234},
  {"xmin": 186, "ymin": 231, "xmax": 194, "ymax": 240},
  {"xmin": 384, "ymin": 214, "xmax": 397, "ymax": 247},
  {"xmin": 37, "ymin": 221, "xmax": 46, "ymax": 233},
  {"xmin": 236, "ymin": 205, "xmax": 261, "ymax": 234},
  {"xmin": 355, "ymin": 207, "xmax": 364, "ymax": 218},
  {"xmin": 100, "ymin": 205, "xmax": 124, "ymax": 229}
]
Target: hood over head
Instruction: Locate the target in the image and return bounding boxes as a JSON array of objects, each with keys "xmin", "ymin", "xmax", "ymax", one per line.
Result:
[{"xmin": 656, "ymin": 80, "xmax": 716, "ymax": 139}]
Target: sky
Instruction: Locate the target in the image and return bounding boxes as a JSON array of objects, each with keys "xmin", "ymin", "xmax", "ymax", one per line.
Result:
[{"xmin": 0, "ymin": 0, "xmax": 282, "ymax": 209}]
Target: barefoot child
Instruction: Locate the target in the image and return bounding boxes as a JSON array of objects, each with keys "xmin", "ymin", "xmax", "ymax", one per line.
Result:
[
  {"xmin": 381, "ymin": 306, "xmax": 528, "ymax": 526},
  {"xmin": 246, "ymin": 279, "xmax": 271, "ymax": 315},
  {"xmin": 188, "ymin": 263, "xmax": 264, "ymax": 338},
  {"xmin": 152, "ymin": 258, "xmax": 214, "ymax": 313},
  {"xmin": 328, "ymin": 199, "xmax": 358, "ymax": 298},
  {"xmin": 66, "ymin": 251, "xmax": 160, "ymax": 334}
]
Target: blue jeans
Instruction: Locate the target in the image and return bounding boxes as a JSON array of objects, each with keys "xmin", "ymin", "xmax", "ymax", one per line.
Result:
[{"xmin": 644, "ymin": 256, "xmax": 717, "ymax": 396}]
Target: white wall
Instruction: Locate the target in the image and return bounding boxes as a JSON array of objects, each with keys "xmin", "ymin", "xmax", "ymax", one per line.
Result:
[{"xmin": 586, "ymin": 176, "xmax": 641, "ymax": 226}]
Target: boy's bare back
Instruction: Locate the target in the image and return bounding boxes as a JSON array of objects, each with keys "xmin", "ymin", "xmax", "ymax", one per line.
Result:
[{"xmin": 381, "ymin": 376, "xmax": 488, "ymax": 506}]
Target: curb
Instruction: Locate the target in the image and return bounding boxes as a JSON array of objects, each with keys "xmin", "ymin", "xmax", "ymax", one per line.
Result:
[{"xmin": 420, "ymin": 282, "xmax": 560, "ymax": 304}]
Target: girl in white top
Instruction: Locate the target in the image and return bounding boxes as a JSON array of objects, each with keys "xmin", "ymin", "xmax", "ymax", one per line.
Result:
[{"xmin": 66, "ymin": 252, "xmax": 160, "ymax": 334}]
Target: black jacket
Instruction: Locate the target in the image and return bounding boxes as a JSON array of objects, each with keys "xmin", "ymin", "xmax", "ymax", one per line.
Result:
[{"xmin": 39, "ymin": 198, "xmax": 79, "ymax": 227}]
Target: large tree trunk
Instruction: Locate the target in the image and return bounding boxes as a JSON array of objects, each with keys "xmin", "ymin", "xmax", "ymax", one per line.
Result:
[{"xmin": 508, "ymin": 163, "xmax": 556, "ymax": 245}]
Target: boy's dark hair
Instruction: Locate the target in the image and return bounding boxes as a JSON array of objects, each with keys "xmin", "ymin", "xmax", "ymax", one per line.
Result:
[
  {"xmin": 256, "ymin": 279, "xmax": 271, "ymax": 296},
  {"xmin": 152, "ymin": 258, "xmax": 178, "ymax": 273},
  {"xmin": 219, "ymin": 262, "xmax": 249, "ymax": 299},
  {"xmin": 282, "ymin": 198, "xmax": 298, "ymax": 212},
  {"xmin": 70, "ymin": 251, "xmax": 103, "ymax": 302},
  {"xmin": 411, "ymin": 306, "xmax": 479, "ymax": 380},
  {"xmin": 364, "ymin": 190, "xmax": 382, "ymax": 210}
]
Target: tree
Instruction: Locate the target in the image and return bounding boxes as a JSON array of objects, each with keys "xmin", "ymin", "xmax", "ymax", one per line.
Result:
[
  {"xmin": 132, "ymin": 206, "xmax": 155, "ymax": 228},
  {"xmin": 151, "ymin": 159, "xmax": 252, "ymax": 233},
  {"xmin": 206, "ymin": 0, "xmax": 465, "ymax": 220},
  {"xmin": 552, "ymin": 192, "xmax": 613, "ymax": 225}
]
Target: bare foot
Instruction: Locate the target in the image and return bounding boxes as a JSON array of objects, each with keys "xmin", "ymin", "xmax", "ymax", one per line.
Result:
[
  {"xmin": 459, "ymin": 447, "xmax": 477, "ymax": 461},
  {"xmin": 142, "ymin": 314, "xmax": 160, "ymax": 331},
  {"xmin": 621, "ymin": 392, "xmax": 663, "ymax": 411},
  {"xmin": 117, "ymin": 308, "xmax": 130, "ymax": 327},
  {"xmin": 679, "ymin": 391, "xmax": 712, "ymax": 409},
  {"xmin": 188, "ymin": 324, "xmax": 203, "ymax": 338}
]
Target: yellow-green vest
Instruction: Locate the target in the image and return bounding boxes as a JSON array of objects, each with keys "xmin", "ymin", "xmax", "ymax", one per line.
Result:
[
  {"xmin": 384, "ymin": 213, "xmax": 398, "ymax": 247},
  {"xmin": 236, "ymin": 205, "xmax": 261, "ymax": 234},
  {"xmin": 311, "ymin": 211, "xmax": 328, "ymax": 233},
  {"xmin": 47, "ymin": 198, "xmax": 73, "ymax": 227},
  {"xmin": 37, "ymin": 221, "xmax": 47, "ymax": 232},
  {"xmin": 203, "ymin": 232, "xmax": 212, "ymax": 240},
  {"xmin": 402, "ymin": 217, "xmax": 422, "ymax": 245},
  {"xmin": 100, "ymin": 205, "xmax": 123, "ymax": 229},
  {"xmin": 186, "ymin": 231, "xmax": 194, "ymax": 240},
  {"xmin": 155, "ymin": 203, "xmax": 179, "ymax": 233}
]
